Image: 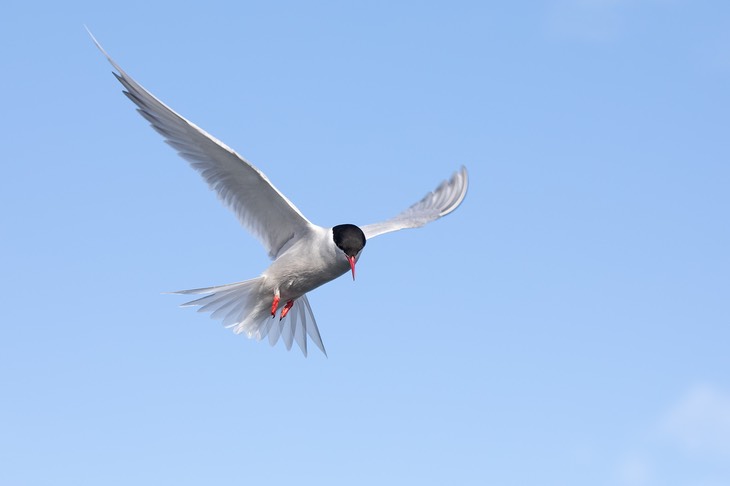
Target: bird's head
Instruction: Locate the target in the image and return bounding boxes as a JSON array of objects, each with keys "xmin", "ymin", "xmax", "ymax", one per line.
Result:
[{"xmin": 332, "ymin": 224, "xmax": 366, "ymax": 280}]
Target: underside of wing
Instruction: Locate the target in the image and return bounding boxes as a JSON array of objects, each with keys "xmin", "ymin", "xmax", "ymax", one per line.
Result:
[
  {"xmin": 361, "ymin": 166, "xmax": 468, "ymax": 239},
  {"xmin": 90, "ymin": 31, "xmax": 313, "ymax": 259}
]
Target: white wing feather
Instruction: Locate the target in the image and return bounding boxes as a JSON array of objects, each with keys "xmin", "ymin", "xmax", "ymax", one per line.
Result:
[
  {"xmin": 361, "ymin": 166, "xmax": 469, "ymax": 239},
  {"xmin": 90, "ymin": 32, "xmax": 314, "ymax": 260}
]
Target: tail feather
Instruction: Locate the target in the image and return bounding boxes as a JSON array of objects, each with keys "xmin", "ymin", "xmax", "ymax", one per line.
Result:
[
  {"xmin": 171, "ymin": 278, "xmax": 327, "ymax": 357},
  {"xmin": 268, "ymin": 317, "xmax": 282, "ymax": 347},
  {"xmin": 301, "ymin": 295, "xmax": 326, "ymax": 355},
  {"xmin": 223, "ymin": 299, "xmax": 251, "ymax": 329},
  {"xmin": 295, "ymin": 317, "xmax": 307, "ymax": 356},
  {"xmin": 173, "ymin": 281, "xmax": 249, "ymax": 295},
  {"xmin": 282, "ymin": 305, "xmax": 296, "ymax": 351}
]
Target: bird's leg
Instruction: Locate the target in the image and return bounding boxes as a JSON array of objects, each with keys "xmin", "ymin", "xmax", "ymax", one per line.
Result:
[
  {"xmin": 270, "ymin": 290, "xmax": 281, "ymax": 318},
  {"xmin": 280, "ymin": 300, "xmax": 295, "ymax": 321}
]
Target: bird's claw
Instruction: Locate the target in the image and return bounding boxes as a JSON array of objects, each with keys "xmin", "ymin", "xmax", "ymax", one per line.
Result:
[
  {"xmin": 280, "ymin": 300, "xmax": 294, "ymax": 321},
  {"xmin": 270, "ymin": 293, "xmax": 280, "ymax": 318}
]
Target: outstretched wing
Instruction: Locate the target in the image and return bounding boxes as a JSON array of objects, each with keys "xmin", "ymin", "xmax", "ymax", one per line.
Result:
[
  {"xmin": 361, "ymin": 166, "xmax": 468, "ymax": 239},
  {"xmin": 90, "ymin": 31, "xmax": 314, "ymax": 260}
]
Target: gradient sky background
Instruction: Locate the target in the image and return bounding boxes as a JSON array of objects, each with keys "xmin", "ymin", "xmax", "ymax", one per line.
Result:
[{"xmin": 1, "ymin": 1, "xmax": 729, "ymax": 485}]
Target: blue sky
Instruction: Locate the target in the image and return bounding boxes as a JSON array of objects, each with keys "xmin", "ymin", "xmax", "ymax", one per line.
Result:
[{"xmin": 1, "ymin": 1, "xmax": 729, "ymax": 485}]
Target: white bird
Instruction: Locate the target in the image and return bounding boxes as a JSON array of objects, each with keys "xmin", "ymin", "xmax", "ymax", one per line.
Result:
[{"xmin": 91, "ymin": 33, "xmax": 468, "ymax": 356}]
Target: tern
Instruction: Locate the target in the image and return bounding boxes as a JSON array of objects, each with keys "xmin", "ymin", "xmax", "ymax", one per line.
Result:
[{"xmin": 92, "ymin": 34, "xmax": 469, "ymax": 356}]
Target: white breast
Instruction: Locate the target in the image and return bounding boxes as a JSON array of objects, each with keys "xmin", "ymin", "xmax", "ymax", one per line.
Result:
[{"xmin": 261, "ymin": 227, "xmax": 350, "ymax": 302}]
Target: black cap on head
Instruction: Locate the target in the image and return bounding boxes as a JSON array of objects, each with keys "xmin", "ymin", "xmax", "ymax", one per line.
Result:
[{"xmin": 332, "ymin": 224, "xmax": 366, "ymax": 257}]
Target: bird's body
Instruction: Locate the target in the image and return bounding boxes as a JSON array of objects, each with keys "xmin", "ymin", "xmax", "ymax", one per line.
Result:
[
  {"xmin": 261, "ymin": 225, "xmax": 360, "ymax": 310},
  {"xmin": 265, "ymin": 227, "xmax": 355, "ymax": 300},
  {"xmin": 91, "ymin": 31, "xmax": 468, "ymax": 356}
]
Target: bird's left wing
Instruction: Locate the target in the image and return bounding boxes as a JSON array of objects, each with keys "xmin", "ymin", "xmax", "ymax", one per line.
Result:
[
  {"xmin": 90, "ymin": 31, "xmax": 314, "ymax": 260},
  {"xmin": 361, "ymin": 166, "xmax": 468, "ymax": 240}
]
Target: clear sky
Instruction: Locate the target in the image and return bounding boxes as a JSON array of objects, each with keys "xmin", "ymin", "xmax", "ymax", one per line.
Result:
[{"xmin": 1, "ymin": 1, "xmax": 729, "ymax": 485}]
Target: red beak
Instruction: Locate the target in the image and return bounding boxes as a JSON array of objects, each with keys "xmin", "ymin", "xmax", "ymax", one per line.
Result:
[{"xmin": 348, "ymin": 255, "xmax": 356, "ymax": 281}]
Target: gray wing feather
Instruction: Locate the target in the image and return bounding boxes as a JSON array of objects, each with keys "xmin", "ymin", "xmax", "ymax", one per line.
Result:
[
  {"xmin": 90, "ymin": 31, "xmax": 314, "ymax": 259},
  {"xmin": 361, "ymin": 166, "xmax": 468, "ymax": 239}
]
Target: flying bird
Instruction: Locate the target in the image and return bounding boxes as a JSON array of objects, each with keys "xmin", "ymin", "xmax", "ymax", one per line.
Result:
[{"xmin": 91, "ymin": 33, "xmax": 468, "ymax": 356}]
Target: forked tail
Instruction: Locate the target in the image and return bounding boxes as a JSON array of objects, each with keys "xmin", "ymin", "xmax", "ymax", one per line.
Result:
[{"xmin": 171, "ymin": 278, "xmax": 327, "ymax": 357}]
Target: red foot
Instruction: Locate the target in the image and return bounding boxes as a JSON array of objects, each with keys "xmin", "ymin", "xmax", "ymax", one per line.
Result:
[
  {"xmin": 280, "ymin": 300, "xmax": 294, "ymax": 321},
  {"xmin": 270, "ymin": 294, "xmax": 280, "ymax": 318}
]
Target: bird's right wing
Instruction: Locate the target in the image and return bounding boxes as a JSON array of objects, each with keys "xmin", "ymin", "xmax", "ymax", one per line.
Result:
[
  {"xmin": 361, "ymin": 166, "xmax": 468, "ymax": 239},
  {"xmin": 90, "ymin": 31, "xmax": 314, "ymax": 260}
]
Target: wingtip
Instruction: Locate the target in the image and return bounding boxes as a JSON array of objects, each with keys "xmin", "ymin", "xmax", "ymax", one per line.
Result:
[
  {"xmin": 86, "ymin": 27, "xmax": 127, "ymax": 77},
  {"xmin": 457, "ymin": 165, "xmax": 468, "ymax": 183},
  {"xmin": 438, "ymin": 165, "xmax": 469, "ymax": 217},
  {"xmin": 458, "ymin": 165, "xmax": 469, "ymax": 199},
  {"xmin": 85, "ymin": 25, "xmax": 104, "ymax": 54}
]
